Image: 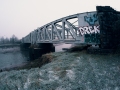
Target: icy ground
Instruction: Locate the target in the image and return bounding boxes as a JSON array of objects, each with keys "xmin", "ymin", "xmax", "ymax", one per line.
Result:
[{"xmin": 0, "ymin": 51, "xmax": 120, "ymax": 90}]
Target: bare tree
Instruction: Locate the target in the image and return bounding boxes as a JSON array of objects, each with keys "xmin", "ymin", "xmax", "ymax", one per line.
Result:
[
  {"xmin": 0, "ymin": 35, "xmax": 20, "ymax": 44},
  {"xmin": 0, "ymin": 36, "xmax": 5, "ymax": 44},
  {"xmin": 4, "ymin": 37, "xmax": 10, "ymax": 44},
  {"xmin": 10, "ymin": 35, "xmax": 19, "ymax": 44}
]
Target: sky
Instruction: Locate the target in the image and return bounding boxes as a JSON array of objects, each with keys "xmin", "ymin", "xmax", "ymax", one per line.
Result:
[{"xmin": 0, "ymin": 0, "xmax": 119, "ymax": 39}]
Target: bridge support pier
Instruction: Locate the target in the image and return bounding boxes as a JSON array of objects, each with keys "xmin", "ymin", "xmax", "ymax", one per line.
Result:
[
  {"xmin": 29, "ymin": 43, "xmax": 55, "ymax": 60},
  {"xmin": 97, "ymin": 6, "xmax": 120, "ymax": 49}
]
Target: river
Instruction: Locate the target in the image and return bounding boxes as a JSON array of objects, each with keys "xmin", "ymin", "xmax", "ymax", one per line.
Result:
[
  {"xmin": 0, "ymin": 47, "xmax": 29, "ymax": 70},
  {"xmin": 0, "ymin": 43, "xmax": 72, "ymax": 70}
]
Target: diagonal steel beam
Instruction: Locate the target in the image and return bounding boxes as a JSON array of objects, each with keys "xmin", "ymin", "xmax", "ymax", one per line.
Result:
[
  {"xmin": 45, "ymin": 27, "xmax": 51, "ymax": 40},
  {"xmin": 52, "ymin": 23, "xmax": 62, "ymax": 40},
  {"xmin": 65, "ymin": 20, "xmax": 79, "ymax": 40}
]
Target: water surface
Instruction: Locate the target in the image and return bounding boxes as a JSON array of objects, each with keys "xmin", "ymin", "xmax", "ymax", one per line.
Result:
[
  {"xmin": 0, "ymin": 44, "xmax": 71, "ymax": 69},
  {"xmin": 0, "ymin": 47, "xmax": 29, "ymax": 69}
]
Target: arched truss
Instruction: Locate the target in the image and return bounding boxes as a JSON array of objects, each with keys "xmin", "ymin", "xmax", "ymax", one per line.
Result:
[{"xmin": 22, "ymin": 11, "xmax": 100, "ymax": 44}]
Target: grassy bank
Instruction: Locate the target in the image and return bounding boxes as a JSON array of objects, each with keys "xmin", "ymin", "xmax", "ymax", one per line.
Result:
[
  {"xmin": 0, "ymin": 48, "xmax": 120, "ymax": 89},
  {"xmin": 1, "ymin": 45, "xmax": 120, "ymax": 72}
]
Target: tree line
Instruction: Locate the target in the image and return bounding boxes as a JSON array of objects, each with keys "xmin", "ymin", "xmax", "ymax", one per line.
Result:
[{"xmin": 0, "ymin": 35, "xmax": 21, "ymax": 44}]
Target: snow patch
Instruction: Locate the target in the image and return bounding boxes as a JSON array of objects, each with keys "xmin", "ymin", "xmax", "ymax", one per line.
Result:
[
  {"xmin": 48, "ymin": 71, "xmax": 59, "ymax": 82},
  {"xmin": 24, "ymin": 77, "xmax": 31, "ymax": 89},
  {"xmin": 66, "ymin": 70, "xmax": 75, "ymax": 80},
  {"xmin": 56, "ymin": 86, "xmax": 67, "ymax": 90}
]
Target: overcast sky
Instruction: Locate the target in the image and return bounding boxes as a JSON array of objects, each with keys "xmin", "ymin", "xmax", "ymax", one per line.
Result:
[{"xmin": 0, "ymin": 0, "xmax": 119, "ymax": 39}]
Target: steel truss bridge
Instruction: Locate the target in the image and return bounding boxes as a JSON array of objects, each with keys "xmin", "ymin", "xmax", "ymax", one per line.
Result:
[{"xmin": 22, "ymin": 11, "xmax": 100, "ymax": 45}]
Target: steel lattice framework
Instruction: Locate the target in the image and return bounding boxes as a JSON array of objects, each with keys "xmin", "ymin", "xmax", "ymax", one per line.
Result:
[{"xmin": 22, "ymin": 11, "xmax": 100, "ymax": 45}]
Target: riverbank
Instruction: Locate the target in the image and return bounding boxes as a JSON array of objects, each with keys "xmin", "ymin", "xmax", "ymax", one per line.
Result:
[
  {"xmin": 0, "ymin": 45, "xmax": 89, "ymax": 71},
  {"xmin": 0, "ymin": 47, "xmax": 20, "ymax": 54},
  {"xmin": 0, "ymin": 48, "xmax": 120, "ymax": 89},
  {"xmin": 0, "ymin": 44, "xmax": 20, "ymax": 48},
  {"xmin": 1, "ymin": 45, "xmax": 120, "ymax": 72},
  {"xmin": 0, "ymin": 52, "xmax": 54, "ymax": 71}
]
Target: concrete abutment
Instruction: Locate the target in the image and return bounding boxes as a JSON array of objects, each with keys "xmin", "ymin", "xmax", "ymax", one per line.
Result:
[{"xmin": 27, "ymin": 43, "xmax": 55, "ymax": 60}]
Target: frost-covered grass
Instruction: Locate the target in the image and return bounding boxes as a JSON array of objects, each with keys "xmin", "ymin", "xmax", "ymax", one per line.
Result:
[
  {"xmin": 0, "ymin": 51, "xmax": 120, "ymax": 90},
  {"xmin": 0, "ymin": 47, "xmax": 20, "ymax": 53}
]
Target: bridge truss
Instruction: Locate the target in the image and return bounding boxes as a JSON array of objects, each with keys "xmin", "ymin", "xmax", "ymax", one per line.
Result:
[{"xmin": 22, "ymin": 11, "xmax": 100, "ymax": 45}]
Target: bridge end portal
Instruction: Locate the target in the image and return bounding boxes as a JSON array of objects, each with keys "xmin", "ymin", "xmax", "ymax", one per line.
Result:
[{"xmin": 97, "ymin": 6, "xmax": 120, "ymax": 49}]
